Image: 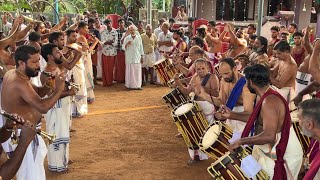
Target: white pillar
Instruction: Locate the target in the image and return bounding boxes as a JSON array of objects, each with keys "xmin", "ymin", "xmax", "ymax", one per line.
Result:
[
  {"xmin": 162, "ymin": 0, "xmax": 165, "ymax": 11},
  {"xmin": 147, "ymin": 0, "xmax": 152, "ymax": 24}
]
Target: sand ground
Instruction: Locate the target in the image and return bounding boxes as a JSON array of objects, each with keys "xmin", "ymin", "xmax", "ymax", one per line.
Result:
[{"xmin": 44, "ymin": 83, "xmax": 213, "ymax": 180}]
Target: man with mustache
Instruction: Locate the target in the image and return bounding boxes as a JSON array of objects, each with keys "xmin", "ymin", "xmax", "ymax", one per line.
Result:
[
  {"xmin": 194, "ymin": 58, "xmax": 255, "ymax": 142},
  {"xmin": 1, "ymin": 45, "xmax": 66, "ymax": 180},
  {"xmin": 298, "ymin": 99, "xmax": 320, "ymax": 179},
  {"xmin": 40, "ymin": 43, "xmax": 77, "ymax": 173},
  {"xmin": 267, "ymin": 26, "xmax": 280, "ymax": 58},
  {"xmin": 248, "ymin": 36, "xmax": 269, "ymax": 67},
  {"xmin": 225, "ymin": 64, "xmax": 303, "ymax": 179},
  {"xmin": 270, "ymin": 41, "xmax": 297, "ymax": 101}
]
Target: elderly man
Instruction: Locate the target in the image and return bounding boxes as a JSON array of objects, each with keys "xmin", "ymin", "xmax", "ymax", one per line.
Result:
[
  {"xmin": 298, "ymin": 99, "xmax": 320, "ymax": 180},
  {"xmin": 122, "ymin": 25, "xmax": 144, "ymax": 90},
  {"xmin": 141, "ymin": 24, "xmax": 157, "ymax": 84}
]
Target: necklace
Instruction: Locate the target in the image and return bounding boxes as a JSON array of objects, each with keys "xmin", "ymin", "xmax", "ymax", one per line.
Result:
[
  {"xmin": 15, "ymin": 69, "xmax": 28, "ymax": 79},
  {"xmin": 306, "ymin": 141, "xmax": 318, "ymax": 169}
]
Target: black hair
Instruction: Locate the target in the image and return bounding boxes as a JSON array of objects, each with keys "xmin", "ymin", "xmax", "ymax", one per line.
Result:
[
  {"xmin": 208, "ymin": 21, "xmax": 216, "ymax": 27},
  {"xmin": 159, "ymin": 18, "xmax": 165, "ymax": 23},
  {"xmin": 41, "ymin": 43, "xmax": 58, "ymax": 62},
  {"xmin": 88, "ymin": 18, "xmax": 96, "ymax": 24},
  {"xmin": 174, "ymin": 29, "xmax": 183, "ymax": 37},
  {"xmin": 249, "ymin": 34, "xmax": 258, "ymax": 40},
  {"xmin": 187, "ymin": 17, "xmax": 195, "ymax": 23},
  {"xmin": 191, "ymin": 37, "xmax": 204, "ymax": 48},
  {"xmin": 196, "ymin": 28, "xmax": 206, "ymax": 38},
  {"xmin": 29, "ymin": 32, "xmax": 41, "ymax": 42},
  {"xmin": 220, "ymin": 57, "xmax": 236, "ymax": 68},
  {"xmin": 289, "ymin": 23, "xmax": 298, "ymax": 29},
  {"xmin": 169, "ymin": 18, "xmax": 175, "ymax": 23},
  {"xmin": 274, "ymin": 40, "xmax": 291, "ymax": 52},
  {"xmin": 77, "ymin": 21, "xmax": 88, "ymax": 29},
  {"xmin": 118, "ymin": 18, "xmax": 124, "ymax": 23},
  {"xmin": 299, "ymin": 99, "xmax": 320, "ymax": 127},
  {"xmin": 48, "ymin": 31, "xmax": 63, "ymax": 43},
  {"xmin": 293, "ymin": 31, "xmax": 304, "ymax": 38},
  {"xmin": 66, "ymin": 29, "xmax": 76, "ymax": 37},
  {"xmin": 243, "ymin": 64, "xmax": 270, "ymax": 87},
  {"xmin": 256, "ymin": 36, "xmax": 268, "ymax": 54},
  {"xmin": 270, "ymin": 26, "xmax": 280, "ymax": 32},
  {"xmin": 248, "ymin": 24, "xmax": 256, "ymax": 30},
  {"xmin": 15, "ymin": 45, "xmax": 39, "ymax": 68},
  {"xmin": 103, "ymin": 19, "xmax": 111, "ymax": 25},
  {"xmin": 235, "ymin": 54, "xmax": 250, "ymax": 63}
]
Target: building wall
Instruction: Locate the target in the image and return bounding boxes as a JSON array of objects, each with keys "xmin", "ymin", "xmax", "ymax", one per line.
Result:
[{"xmin": 194, "ymin": 0, "xmax": 316, "ymax": 33}]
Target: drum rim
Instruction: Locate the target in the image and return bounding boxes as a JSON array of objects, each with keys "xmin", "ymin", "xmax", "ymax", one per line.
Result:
[
  {"xmin": 153, "ymin": 58, "xmax": 169, "ymax": 66},
  {"xmin": 210, "ymin": 152, "xmax": 234, "ymax": 169},
  {"xmin": 199, "ymin": 122, "xmax": 223, "ymax": 150}
]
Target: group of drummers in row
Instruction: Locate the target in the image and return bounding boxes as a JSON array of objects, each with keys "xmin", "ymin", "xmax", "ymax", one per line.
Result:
[{"xmin": 154, "ymin": 27, "xmax": 320, "ymax": 179}]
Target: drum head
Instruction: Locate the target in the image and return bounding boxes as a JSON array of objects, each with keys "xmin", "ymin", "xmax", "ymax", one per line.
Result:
[
  {"xmin": 174, "ymin": 103, "xmax": 193, "ymax": 116},
  {"xmin": 201, "ymin": 124, "xmax": 221, "ymax": 149},
  {"xmin": 154, "ymin": 58, "xmax": 167, "ymax": 66}
]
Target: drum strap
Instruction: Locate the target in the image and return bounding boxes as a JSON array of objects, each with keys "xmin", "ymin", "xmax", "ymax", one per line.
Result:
[
  {"xmin": 226, "ymin": 77, "xmax": 246, "ymax": 110},
  {"xmin": 201, "ymin": 73, "xmax": 211, "ymax": 87}
]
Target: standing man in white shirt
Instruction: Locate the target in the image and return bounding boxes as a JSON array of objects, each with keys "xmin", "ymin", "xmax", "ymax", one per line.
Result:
[
  {"xmin": 100, "ymin": 19, "xmax": 118, "ymax": 86},
  {"xmin": 122, "ymin": 25, "xmax": 144, "ymax": 90},
  {"xmin": 153, "ymin": 18, "xmax": 165, "ymax": 83},
  {"xmin": 156, "ymin": 22, "xmax": 174, "ymax": 84}
]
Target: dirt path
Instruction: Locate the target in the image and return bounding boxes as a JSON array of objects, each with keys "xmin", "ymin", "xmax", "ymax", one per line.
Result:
[{"xmin": 46, "ymin": 84, "xmax": 213, "ymax": 180}]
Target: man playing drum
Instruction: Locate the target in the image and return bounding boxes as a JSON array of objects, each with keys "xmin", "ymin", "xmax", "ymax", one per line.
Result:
[
  {"xmin": 195, "ymin": 58, "xmax": 255, "ymax": 142},
  {"xmin": 298, "ymin": 99, "xmax": 320, "ymax": 179},
  {"xmin": 225, "ymin": 64, "xmax": 303, "ymax": 179},
  {"xmin": 173, "ymin": 58, "xmax": 219, "ymax": 164}
]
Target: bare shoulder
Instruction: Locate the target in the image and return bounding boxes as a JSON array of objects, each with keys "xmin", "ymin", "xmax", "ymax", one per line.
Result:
[
  {"xmin": 77, "ymin": 35, "xmax": 86, "ymax": 43},
  {"xmin": 262, "ymin": 94, "xmax": 284, "ymax": 112}
]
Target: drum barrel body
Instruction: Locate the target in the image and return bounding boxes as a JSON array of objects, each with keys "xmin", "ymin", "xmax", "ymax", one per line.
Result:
[
  {"xmin": 292, "ymin": 121, "xmax": 310, "ymax": 155},
  {"xmin": 153, "ymin": 59, "xmax": 177, "ymax": 86},
  {"xmin": 162, "ymin": 88, "xmax": 189, "ymax": 109},
  {"xmin": 171, "ymin": 102, "xmax": 208, "ymax": 150},
  {"xmin": 208, "ymin": 153, "xmax": 248, "ymax": 180},
  {"xmin": 199, "ymin": 122, "xmax": 233, "ymax": 160}
]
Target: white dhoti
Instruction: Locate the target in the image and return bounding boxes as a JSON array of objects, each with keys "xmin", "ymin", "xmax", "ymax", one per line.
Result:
[
  {"xmin": 187, "ymin": 101, "xmax": 215, "ymax": 161},
  {"xmin": 196, "ymin": 101, "xmax": 215, "ymax": 124},
  {"xmin": 142, "ymin": 53, "xmax": 155, "ymax": 68},
  {"xmin": 45, "ymin": 97, "xmax": 71, "ymax": 172},
  {"xmin": 71, "ymin": 61, "xmax": 88, "ymax": 116},
  {"xmin": 125, "ymin": 63, "xmax": 142, "ymax": 89},
  {"xmin": 295, "ymin": 71, "xmax": 312, "ymax": 96},
  {"xmin": 97, "ymin": 49, "xmax": 103, "ymax": 79},
  {"xmin": 252, "ymin": 127, "xmax": 303, "ymax": 179},
  {"xmin": 83, "ymin": 53, "xmax": 95, "ymax": 103},
  {"xmin": 226, "ymin": 106, "xmax": 246, "ymax": 143},
  {"xmin": 271, "ymin": 86, "xmax": 291, "ymax": 102},
  {"xmin": 2, "ymin": 130, "xmax": 47, "ymax": 180}
]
